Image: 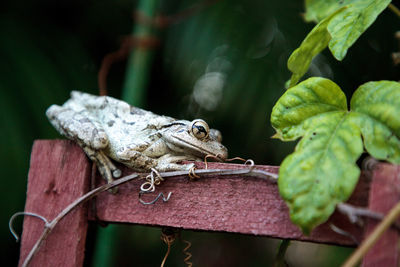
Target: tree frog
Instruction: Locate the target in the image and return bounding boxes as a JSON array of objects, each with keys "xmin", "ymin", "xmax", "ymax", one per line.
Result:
[{"xmin": 46, "ymin": 91, "xmax": 228, "ymax": 184}]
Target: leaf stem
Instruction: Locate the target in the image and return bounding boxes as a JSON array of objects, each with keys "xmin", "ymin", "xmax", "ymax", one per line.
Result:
[
  {"xmin": 274, "ymin": 240, "xmax": 290, "ymax": 267},
  {"xmin": 388, "ymin": 4, "xmax": 400, "ymax": 19},
  {"xmin": 342, "ymin": 201, "xmax": 400, "ymax": 267}
]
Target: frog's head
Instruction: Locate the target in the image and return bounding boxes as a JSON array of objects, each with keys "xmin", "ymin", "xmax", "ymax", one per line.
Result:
[{"xmin": 161, "ymin": 119, "xmax": 228, "ymax": 161}]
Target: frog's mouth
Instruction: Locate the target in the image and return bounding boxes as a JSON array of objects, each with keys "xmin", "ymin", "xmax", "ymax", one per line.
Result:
[{"xmin": 171, "ymin": 134, "xmax": 228, "ymax": 161}]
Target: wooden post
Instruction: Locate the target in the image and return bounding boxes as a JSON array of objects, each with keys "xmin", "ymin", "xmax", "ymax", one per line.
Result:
[
  {"xmin": 18, "ymin": 140, "xmax": 400, "ymax": 266},
  {"xmin": 19, "ymin": 140, "xmax": 91, "ymax": 267},
  {"xmin": 362, "ymin": 163, "xmax": 400, "ymax": 267}
]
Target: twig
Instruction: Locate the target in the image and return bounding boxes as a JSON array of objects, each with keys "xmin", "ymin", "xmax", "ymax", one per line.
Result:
[
  {"xmin": 330, "ymin": 224, "xmax": 359, "ymax": 245},
  {"xmin": 19, "ymin": 173, "xmax": 139, "ymax": 267},
  {"xmin": 342, "ymin": 201, "xmax": 400, "ymax": 267},
  {"xmin": 98, "ymin": 36, "xmax": 159, "ymax": 96},
  {"xmin": 388, "ymin": 3, "xmax": 400, "ymax": 19},
  {"xmin": 337, "ymin": 203, "xmax": 400, "ymax": 230},
  {"xmin": 156, "ymin": 167, "xmax": 279, "ymax": 182}
]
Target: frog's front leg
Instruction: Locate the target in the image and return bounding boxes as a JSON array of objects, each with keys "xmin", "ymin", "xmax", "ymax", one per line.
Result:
[{"xmin": 83, "ymin": 146, "xmax": 121, "ymax": 183}]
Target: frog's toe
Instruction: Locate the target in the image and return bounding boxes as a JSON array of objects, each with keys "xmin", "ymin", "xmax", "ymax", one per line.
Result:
[
  {"xmin": 182, "ymin": 162, "xmax": 195, "ymax": 171},
  {"xmin": 108, "ymin": 187, "xmax": 118, "ymax": 194},
  {"xmin": 112, "ymin": 169, "xmax": 122, "ymax": 178},
  {"xmin": 92, "ymin": 131, "xmax": 109, "ymax": 150}
]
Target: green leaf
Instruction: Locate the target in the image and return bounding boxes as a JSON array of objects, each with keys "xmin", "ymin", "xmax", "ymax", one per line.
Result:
[
  {"xmin": 327, "ymin": 0, "xmax": 391, "ymax": 60},
  {"xmin": 287, "ymin": 7, "xmax": 346, "ymax": 87},
  {"xmin": 304, "ymin": 0, "xmax": 356, "ymax": 23},
  {"xmin": 279, "ymin": 111, "xmax": 362, "ymax": 234},
  {"xmin": 271, "ymin": 77, "xmax": 400, "ymax": 233},
  {"xmin": 288, "ymin": 0, "xmax": 390, "ymax": 85},
  {"xmin": 351, "ymin": 81, "xmax": 400, "ymax": 163},
  {"xmin": 271, "ymin": 77, "xmax": 347, "ymax": 140}
]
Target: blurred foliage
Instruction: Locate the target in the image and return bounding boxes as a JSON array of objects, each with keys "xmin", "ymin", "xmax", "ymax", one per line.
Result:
[{"xmin": 1, "ymin": 0, "xmax": 399, "ymax": 266}]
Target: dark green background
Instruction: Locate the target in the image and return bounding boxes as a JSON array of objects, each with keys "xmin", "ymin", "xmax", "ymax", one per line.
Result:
[{"xmin": 1, "ymin": 0, "xmax": 399, "ymax": 266}]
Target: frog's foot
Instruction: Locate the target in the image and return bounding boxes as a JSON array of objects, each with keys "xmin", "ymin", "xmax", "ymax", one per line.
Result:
[{"xmin": 82, "ymin": 147, "xmax": 121, "ymax": 193}]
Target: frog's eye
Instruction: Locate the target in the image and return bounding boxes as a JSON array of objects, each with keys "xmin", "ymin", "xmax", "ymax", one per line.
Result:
[{"xmin": 191, "ymin": 119, "xmax": 209, "ymax": 140}]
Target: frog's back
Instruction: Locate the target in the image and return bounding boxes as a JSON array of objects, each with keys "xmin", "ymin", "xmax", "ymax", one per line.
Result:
[
  {"xmin": 66, "ymin": 91, "xmax": 148, "ymax": 118},
  {"xmin": 66, "ymin": 91, "xmax": 173, "ymax": 125},
  {"xmin": 64, "ymin": 91, "xmax": 175, "ymax": 146}
]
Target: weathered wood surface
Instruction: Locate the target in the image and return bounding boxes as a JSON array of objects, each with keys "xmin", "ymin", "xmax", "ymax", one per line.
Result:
[
  {"xmin": 84, "ymin": 140, "xmax": 369, "ymax": 246},
  {"xmin": 90, "ymin": 162, "xmax": 370, "ymax": 246},
  {"xmin": 362, "ymin": 164, "xmax": 400, "ymax": 267},
  {"xmin": 19, "ymin": 140, "xmax": 91, "ymax": 267},
  {"xmin": 19, "ymin": 140, "xmax": 400, "ymax": 266}
]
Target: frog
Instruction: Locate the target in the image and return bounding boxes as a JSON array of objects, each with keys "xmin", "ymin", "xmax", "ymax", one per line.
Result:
[{"xmin": 46, "ymin": 91, "xmax": 228, "ymax": 185}]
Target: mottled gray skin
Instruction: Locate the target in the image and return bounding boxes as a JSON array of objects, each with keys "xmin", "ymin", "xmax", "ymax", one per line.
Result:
[{"xmin": 46, "ymin": 91, "xmax": 228, "ymax": 184}]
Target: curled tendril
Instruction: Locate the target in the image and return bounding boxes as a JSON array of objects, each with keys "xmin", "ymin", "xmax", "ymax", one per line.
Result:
[
  {"xmin": 225, "ymin": 156, "xmax": 247, "ymax": 163},
  {"xmin": 182, "ymin": 239, "xmax": 193, "ymax": 267},
  {"xmin": 139, "ymin": 169, "xmax": 172, "ymax": 205},
  {"xmin": 244, "ymin": 159, "xmax": 255, "ymax": 172},
  {"xmin": 140, "ymin": 168, "xmax": 165, "ymax": 192},
  {"xmin": 204, "ymin": 154, "xmax": 249, "ymax": 169},
  {"xmin": 139, "ymin": 191, "xmax": 172, "ymax": 205},
  {"xmin": 160, "ymin": 228, "xmax": 177, "ymax": 267},
  {"xmin": 9, "ymin": 212, "xmax": 49, "ymax": 242},
  {"xmin": 188, "ymin": 166, "xmax": 200, "ymax": 179},
  {"xmin": 204, "ymin": 154, "xmax": 221, "ymax": 169}
]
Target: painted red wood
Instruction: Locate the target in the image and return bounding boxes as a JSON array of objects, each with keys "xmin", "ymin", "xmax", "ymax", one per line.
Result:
[
  {"xmin": 89, "ymin": 152, "xmax": 369, "ymax": 246},
  {"xmin": 19, "ymin": 140, "xmax": 91, "ymax": 267},
  {"xmin": 362, "ymin": 163, "xmax": 400, "ymax": 267},
  {"xmin": 20, "ymin": 140, "xmax": 400, "ymax": 266}
]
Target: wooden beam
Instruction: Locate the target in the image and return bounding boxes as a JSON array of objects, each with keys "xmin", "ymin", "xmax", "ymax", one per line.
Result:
[
  {"xmin": 88, "ymin": 147, "xmax": 369, "ymax": 246},
  {"xmin": 19, "ymin": 140, "xmax": 91, "ymax": 267}
]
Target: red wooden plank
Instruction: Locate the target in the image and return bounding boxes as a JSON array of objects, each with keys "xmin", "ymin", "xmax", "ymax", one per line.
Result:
[
  {"xmin": 89, "ymin": 154, "xmax": 370, "ymax": 246},
  {"xmin": 362, "ymin": 164, "xmax": 400, "ymax": 267},
  {"xmin": 19, "ymin": 140, "xmax": 91, "ymax": 267}
]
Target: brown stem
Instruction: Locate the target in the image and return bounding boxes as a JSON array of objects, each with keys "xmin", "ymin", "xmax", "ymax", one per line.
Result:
[
  {"xmin": 342, "ymin": 201, "xmax": 400, "ymax": 267},
  {"xmin": 337, "ymin": 203, "xmax": 400, "ymax": 231},
  {"xmin": 388, "ymin": 3, "xmax": 400, "ymax": 19},
  {"xmin": 97, "ymin": 37, "xmax": 159, "ymax": 96}
]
